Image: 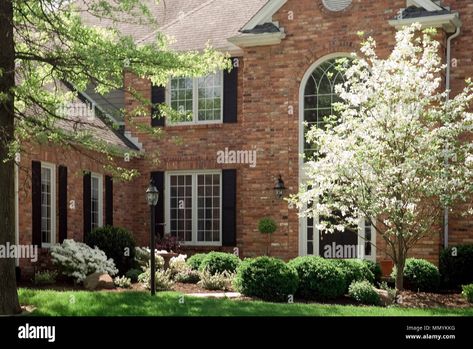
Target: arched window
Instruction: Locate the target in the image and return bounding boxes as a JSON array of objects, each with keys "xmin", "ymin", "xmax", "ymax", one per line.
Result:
[{"xmin": 303, "ymin": 58, "xmax": 347, "ymax": 159}]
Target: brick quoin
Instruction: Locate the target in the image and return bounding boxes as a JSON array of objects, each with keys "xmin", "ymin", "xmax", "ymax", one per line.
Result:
[{"xmin": 15, "ymin": 1, "xmax": 473, "ymax": 276}]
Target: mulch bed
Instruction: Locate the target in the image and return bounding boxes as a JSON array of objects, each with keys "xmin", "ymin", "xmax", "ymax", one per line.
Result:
[{"xmin": 396, "ymin": 290, "xmax": 471, "ymax": 308}]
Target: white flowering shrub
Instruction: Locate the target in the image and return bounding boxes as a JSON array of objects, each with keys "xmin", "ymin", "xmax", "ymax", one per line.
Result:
[
  {"xmin": 169, "ymin": 254, "xmax": 187, "ymax": 277},
  {"xmin": 134, "ymin": 247, "xmax": 165, "ymax": 270},
  {"xmin": 198, "ymin": 270, "xmax": 234, "ymax": 291},
  {"xmin": 289, "ymin": 24, "xmax": 473, "ymax": 290},
  {"xmin": 50, "ymin": 239, "xmax": 118, "ymax": 283},
  {"xmin": 138, "ymin": 264, "xmax": 174, "ymax": 291},
  {"xmin": 114, "ymin": 275, "xmax": 132, "ymax": 288}
]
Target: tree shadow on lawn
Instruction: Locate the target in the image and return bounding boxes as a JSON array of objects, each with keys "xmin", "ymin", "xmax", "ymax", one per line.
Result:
[{"xmin": 19, "ymin": 289, "xmax": 473, "ymax": 317}]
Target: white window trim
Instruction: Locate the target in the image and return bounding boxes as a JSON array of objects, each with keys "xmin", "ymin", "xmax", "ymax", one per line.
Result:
[
  {"xmin": 40, "ymin": 162, "xmax": 56, "ymax": 248},
  {"xmin": 165, "ymin": 73, "xmax": 224, "ymax": 126},
  {"xmin": 299, "ymin": 211, "xmax": 376, "ymax": 261},
  {"xmin": 357, "ymin": 218, "xmax": 377, "ymax": 262},
  {"xmin": 165, "ymin": 170, "xmax": 222, "ymax": 246},
  {"xmin": 90, "ymin": 173, "xmax": 104, "ymax": 229}
]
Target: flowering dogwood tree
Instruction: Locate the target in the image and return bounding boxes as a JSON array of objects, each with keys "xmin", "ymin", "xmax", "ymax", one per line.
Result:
[{"xmin": 290, "ymin": 24, "xmax": 473, "ymax": 290}]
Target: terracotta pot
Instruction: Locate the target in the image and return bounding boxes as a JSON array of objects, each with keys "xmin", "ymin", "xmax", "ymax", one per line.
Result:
[{"xmin": 380, "ymin": 260, "xmax": 394, "ymax": 277}]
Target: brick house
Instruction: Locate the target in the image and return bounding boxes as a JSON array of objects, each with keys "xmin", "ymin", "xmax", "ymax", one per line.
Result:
[{"xmin": 15, "ymin": 0, "xmax": 473, "ymax": 277}]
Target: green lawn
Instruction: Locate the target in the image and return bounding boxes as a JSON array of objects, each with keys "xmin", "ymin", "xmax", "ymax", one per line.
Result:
[{"xmin": 18, "ymin": 289, "xmax": 473, "ymax": 316}]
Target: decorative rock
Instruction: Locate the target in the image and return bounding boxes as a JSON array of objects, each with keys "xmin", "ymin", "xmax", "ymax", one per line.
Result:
[
  {"xmin": 375, "ymin": 288, "xmax": 395, "ymax": 307},
  {"xmin": 83, "ymin": 272, "xmax": 114, "ymax": 290}
]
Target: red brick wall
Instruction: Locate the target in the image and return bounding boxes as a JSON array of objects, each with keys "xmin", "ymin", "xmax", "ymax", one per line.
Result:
[
  {"xmin": 17, "ymin": 142, "xmax": 138, "ymax": 276},
  {"xmin": 17, "ymin": 1, "xmax": 473, "ymax": 272}
]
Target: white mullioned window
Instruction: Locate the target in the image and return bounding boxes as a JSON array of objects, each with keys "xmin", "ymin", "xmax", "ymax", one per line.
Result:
[
  {"xmin": 41, "ymin": 163, "xmax": 56, "ymax": 247},
  {"xmin": 165, "ymin": 171, "xmax": 222, "ymax": 245},
  {"xmin": 167, "ymin": 71, "xmax": 223, "ymax": 125},
  {"xmin": 91, "ymin": 173, "xmax": 103, "ymax": 230},
  {"xmin": 300, "ymin": 55, "xmax": 375, "ymax": 260}
]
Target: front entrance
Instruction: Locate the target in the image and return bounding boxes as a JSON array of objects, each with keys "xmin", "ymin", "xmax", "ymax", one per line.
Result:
[
  {"xmin": 304, "ymin": 214, "xmax": 374, "ymax": 260},
  {"xmin": 298, "ymin": 54, "xmax": 376, "ymax": 261}
]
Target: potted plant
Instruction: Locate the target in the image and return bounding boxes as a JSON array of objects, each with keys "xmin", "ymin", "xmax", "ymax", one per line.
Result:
[{"xmin": 258, "ymin": 217, "xmax": 278, "ymax": 256}]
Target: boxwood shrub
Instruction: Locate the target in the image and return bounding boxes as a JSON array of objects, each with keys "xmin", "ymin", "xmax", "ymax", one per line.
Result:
[
  {"xmin": 348, "ymin": 280, "xmax": 380, "ymax": 305},
  {"xmin": 288, "ymin": 256, "xmax": 345, "ymax": 300},
  {"xmin": 85, "ymin": 226, "xmax": 135, "ymax": 275},
  {"xmin": 233, "ymin": 256, "xmax": 299, "ymax": 302},
  {"xmin": 440, "ymin": 245, "xmax": 473, "ymax": 289},
  {"xmin": 199, "ymin": 252, "xmax": 241, "ymax": 275},
  {"xmin": 330, "ymin": 259, "xmax": 375, "ymax": 292},
  {"xmin": 392, "ymin": 258, "xmax": 440, "ymax": 292},
  {"xmin": 186, "ymin": 253, "xmax": 207, "ymax": 271}
]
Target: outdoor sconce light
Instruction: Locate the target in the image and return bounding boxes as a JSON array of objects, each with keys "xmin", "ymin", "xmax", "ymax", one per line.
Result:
[
  {"xmin": 146, "ymin": 180, "xmax": 159, "ymax": 206},
  {"xmin": 146, "ymin": 180, "xmax": 159, "ymax": 295},
  {"xmin": 273, "ymin": 174, "xmax": 286, "ymax": 199}
]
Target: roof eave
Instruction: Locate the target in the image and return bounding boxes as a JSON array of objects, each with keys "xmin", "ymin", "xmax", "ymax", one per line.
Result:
[
  {"xmin": 388, "ymin": 13, "xmax": 462, "ymax": 33},
  {"xmin": 227, "ymin": 31, "xmax": 286, "ymax": 48}
]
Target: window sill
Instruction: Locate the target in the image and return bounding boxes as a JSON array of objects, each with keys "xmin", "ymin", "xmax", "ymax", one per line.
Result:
[
  {"xmin": 164, "ymin": 123, "xmax": 227, "ymax": 130},
  {"xmin": 180, "ymin": 242, "xmax": 222, "ymax": 247}
]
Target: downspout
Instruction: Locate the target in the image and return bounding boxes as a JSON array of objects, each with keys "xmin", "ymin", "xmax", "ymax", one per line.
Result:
[{"xmin": 444, "ymin": 23, "xmax": 461, "ymax": 248}]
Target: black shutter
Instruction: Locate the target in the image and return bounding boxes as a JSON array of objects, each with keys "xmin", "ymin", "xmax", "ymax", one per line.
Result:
[
  {"xmin": 31, "ymin": 161, "xmax": 42, "ymax": 247},
  {"xmin": 83, "ymin": 172, "xmax": 91, "ymax": 239},
  {"xmin": 150, "ymin": 171, "xmax": 165, "ymax": 239},
  {"xmin": 151, "ymin": 85, "xmax": 166, "ymax": 127},
  {"xmin": 58, "ymin": 165, "xmax": 68, "ymax": 243},
  {"xmin": 223, "ymin": 58, "xmax": 238, "ymax": 123},
  {"xmin": 105, "ymin": 175, "xmax": 113, "ymax": 226},
  {"xmin": 222, "ymin": 169, "xmax": 237, "ymax": 246}
]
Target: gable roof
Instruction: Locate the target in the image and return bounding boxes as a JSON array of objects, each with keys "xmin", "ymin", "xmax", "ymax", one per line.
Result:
[
  {"xmin": 60, "ymin": 82, "xmax": 139, "ymax": 151},
  {"xmin": 76, "ymin": 0, "xmax": 269, "ymax": 54},
  {"xmin": 139, "ymin": 0, "xmax": 269, "ymax": 54}
]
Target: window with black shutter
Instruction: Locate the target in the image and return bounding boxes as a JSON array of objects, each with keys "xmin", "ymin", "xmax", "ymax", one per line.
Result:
[
  {"xmin": 151, "ymin": 85, "xmax": 166, "ymax": 127},
  {"xmin": 58, "ymin": 165, "xmax": 68, "ymax": 243}
]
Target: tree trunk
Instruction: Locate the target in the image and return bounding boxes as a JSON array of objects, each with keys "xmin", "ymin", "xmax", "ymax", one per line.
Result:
[
  {"xmin": 395, "ymin": 260, "xmax": 405, "ymax": 291},
  {"xmin": 0, "ymin": 0, "xmax": 21, "ymax": 315}
]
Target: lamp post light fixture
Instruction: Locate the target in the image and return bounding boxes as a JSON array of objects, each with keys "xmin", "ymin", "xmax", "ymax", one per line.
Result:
[
  {"xmin": 274, "ymin": 174, "xmax": 286, "ymax": 199},
  {"xmin": 146, "ymin": 180, "xmax": 159, "ymax": 295}
]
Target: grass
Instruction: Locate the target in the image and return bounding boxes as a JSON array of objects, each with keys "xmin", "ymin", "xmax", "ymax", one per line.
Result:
[{"xmin": 18, "ymin": 288, "xmax": 473, "ymax": 316}]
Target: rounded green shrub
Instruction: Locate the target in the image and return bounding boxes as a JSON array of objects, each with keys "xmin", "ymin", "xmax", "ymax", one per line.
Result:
[
  {"xmin": 392, "ymin": 258, "xmax": 440, "ymax": 292},
  {"xmin": 440, "ymin": 245, "xmax": 473, "ymax": 289},
  {"xmin": 186, "ymin": 253, "xmax": 207, "ymax": 271},
  {"xmin": 175, "ymin": 269, "xmax": 201, "ymax": 284},
  {"xmin": 85, "ymin": 226, "xmax": 136, "ymax": 275},
  {"xmin": 348, "ymin": 280, "xmax": 380, "ymax": 305},
  {"xmin": 462, "ymin": 284, "xmax": 473, "ymax": 303},
  {"xmin": 125, "ymin": 268, "xmax": 142, "ymax": 283},
  {"xmin": 330, "ymin": 259, "xmax": 375, "ymax": 291},
  {"xmin": 233, "ymin": 256, "xmax": 299, "ymax": 302},
  {"xmin": 288, "ymin": 256, "xmax": 346, "ymax": 300},
  {"xmin": 258, "ymin": 217, "xmax": 277, "ymax": 234},
  {"xmin": 199, "ymin": 252, "xmax": 241, "ymax": 275}
]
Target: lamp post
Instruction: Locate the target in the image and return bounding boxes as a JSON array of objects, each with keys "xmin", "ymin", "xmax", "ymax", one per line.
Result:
[{"xmin": 146, "ymin": 180, "xmax": 159, "ymax": 295}]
